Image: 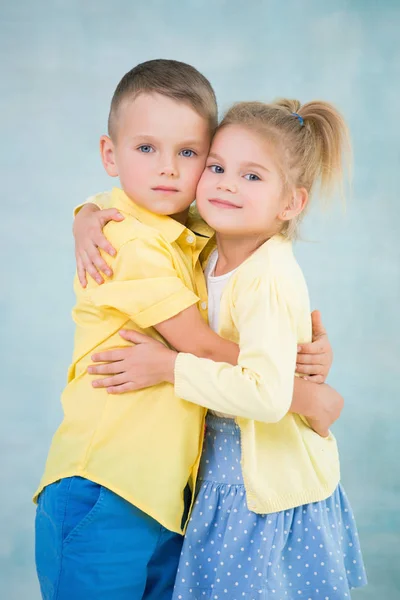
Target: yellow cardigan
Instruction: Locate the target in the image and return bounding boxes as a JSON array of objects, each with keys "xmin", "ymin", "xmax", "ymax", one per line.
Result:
[{"xmin": 175, "ymin": 235, "xmax": 340, "ymax": 513}]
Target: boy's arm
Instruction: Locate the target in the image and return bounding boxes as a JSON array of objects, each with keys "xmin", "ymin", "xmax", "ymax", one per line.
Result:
[
  {"xmin": 296, "ymin": 310, "xmax": 333, "ymax": 383},
  {"xmin": 90, "ymin": 274, "xmax": 301, "ymax": 422},
  {"xmin": 290, "ymin": 377, "xmax": 343, "ymax": 437},
  {"xmin": 89, "ymin": 236, "xmax": 239, "ymax": 365},
  {"xmin": 154, "ymin": 304, "xmax": 239, "ymax": 365}
]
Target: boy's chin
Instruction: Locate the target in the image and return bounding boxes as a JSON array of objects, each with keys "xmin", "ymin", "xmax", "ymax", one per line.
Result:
[{"xmin": 137, "ymin": 196, "xmax": 192, "ymax": 217}]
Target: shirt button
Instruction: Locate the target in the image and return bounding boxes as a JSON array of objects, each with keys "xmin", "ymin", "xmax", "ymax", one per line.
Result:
[
  {"xmin": 186, "ymin": 235, "xmax": 195, "ymax": 244},
  {"xmin": 200, "ymin": 301, "xmax": 207, "ymax": 310}
]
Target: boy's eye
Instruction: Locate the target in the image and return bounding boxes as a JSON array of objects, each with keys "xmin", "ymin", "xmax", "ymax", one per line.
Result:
[
  {"xmin": 244, "ymin": 173, "xmax": 260, "ymax": 181},
  {"xmin": 209, "ymin": 165, "xmax": 224, "ymax": 174},
  {"xmin": 180, "ymin": 149, "xmax": 196, "ymax": 158},
  {"xmin": 138, "ymin": 145, "xmax": 154, "ymax": 153}
]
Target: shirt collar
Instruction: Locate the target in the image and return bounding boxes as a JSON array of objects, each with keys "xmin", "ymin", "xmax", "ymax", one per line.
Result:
[{"xmin": 111, "ymin": 187, "xmax": 214, "ymax": 243}]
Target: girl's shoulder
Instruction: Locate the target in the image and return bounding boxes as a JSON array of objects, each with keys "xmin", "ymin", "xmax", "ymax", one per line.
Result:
[{"xmin": 229, "ymin": 235, "xmax": 309, "ymax": 305}]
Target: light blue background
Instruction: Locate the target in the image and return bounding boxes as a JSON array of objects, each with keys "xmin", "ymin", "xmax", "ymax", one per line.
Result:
[{"xmin": 2, "ymin": 1, "xmax": 399, "ymax": 598}]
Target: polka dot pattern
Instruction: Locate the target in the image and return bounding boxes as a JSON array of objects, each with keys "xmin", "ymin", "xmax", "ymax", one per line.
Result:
[{"xmin": 173, "ymin": 415, "xmax": 367, "ymax": 600}]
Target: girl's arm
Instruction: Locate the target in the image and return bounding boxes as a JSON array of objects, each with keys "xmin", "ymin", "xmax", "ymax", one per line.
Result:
[
  {"xmin": 89, "ymin": 330, "xmax": 342, "ymax": 436},
  {"xmin": 73, "ymin": 194, "xmax": 124, "ymax": 286},
  {"xmin": 89, "ymin": 274, "xmax": 339, "ymax": 428}
]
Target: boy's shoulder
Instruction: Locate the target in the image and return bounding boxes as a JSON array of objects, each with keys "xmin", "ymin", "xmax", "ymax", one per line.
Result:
[{"xmin": 103, "ymin": 212, "xmax": 164, "ymax": 252}]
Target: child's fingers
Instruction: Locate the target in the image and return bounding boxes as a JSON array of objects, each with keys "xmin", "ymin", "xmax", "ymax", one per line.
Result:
[
  {"xmin": 91, "ymin": 349, "xmax": 129, "ymax": 362},
  {"xmin": 296, "ymin": 353, "xmax": 325, "ymax": 365},
  {"xmin": 297, "ymin": 340, "xmax": 326, "ymax": 355},
  {"xmin": 119, "ymin": 330, "xmax": 153, "ymax": 344},
  {"xmin": 76, "ymin": 254, "xmax": 87, "ymax": 288},
  {"xmin": 95, "ymin": 233, "xmax": 117, "ymax": 258},
  {"xmin": 99, "ymin": 208, "xmax": 125, "ymax": 226},
  {"xmin": 86, "ymin": 245, "xmax": 113, "ymax": 277},
  {"xmin": 92, "ymin": 373, "xmax": 127, "ymax": 388},
  {"xmin": 88, "ymin": 360, "xmax": 125, "ymax": 375},
  {"xmin": 82, "ymin": 250, "xmax": 104, "ymax": 285},
  {"xmin": 108, "ymin": 382, "xmax": 140, "ymax": 394},
  {"xmin": 296, "ymin": 363, "xmax": 325, "ymax": 376},
  {"xmin": 311, "ymin": 310, "xmax": 327, "ymax": 337},
  {"xmin": 304, "ymin": 374, "xmax": 325, "ymax": 384}
]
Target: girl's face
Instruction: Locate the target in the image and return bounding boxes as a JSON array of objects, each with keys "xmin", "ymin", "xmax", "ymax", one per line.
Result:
[{"xmin": 196, "ymin": 124, "xmax": 289, "ymax": 238}]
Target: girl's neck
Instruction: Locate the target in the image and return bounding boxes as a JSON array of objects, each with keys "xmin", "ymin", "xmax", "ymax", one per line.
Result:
[{"xmin": 214, "ymin": 233, "xmax": 271, "ymax": 276}]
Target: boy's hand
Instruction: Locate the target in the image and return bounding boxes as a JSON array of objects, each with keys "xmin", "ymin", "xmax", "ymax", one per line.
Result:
[
  {"xmin": 307, "ymin": 384, "xmax": 344, "ymax": 438},
  {"xmin": 296, "ymin": 310, "xmax": 333, "ymax": 383},
  {"xmin": 73, "ymin": 204, "xmax": 124, "ymax": 287},
  {"xmin": 87, "ymin": 330, "xmax": 177, "ymax": 393}
]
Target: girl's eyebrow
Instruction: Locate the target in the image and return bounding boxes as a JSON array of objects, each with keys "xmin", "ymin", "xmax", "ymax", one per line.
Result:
[
  {"xmin": 242, "ymin": 161, "xmax": 270, "ymax": 173},
  {"xmin": 207, "ymin": 152, "xmax": 223, "ymax": 162},
  {"xmin": 207, "ymin": 154, "xmax": 271, "ymax": 173}
]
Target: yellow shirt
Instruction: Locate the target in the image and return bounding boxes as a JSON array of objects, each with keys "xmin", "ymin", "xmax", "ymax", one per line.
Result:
[
  {"xmin": 34, "ymin": 187, "xmax": 215, "ymax": 534},
  {"xmin": 175, "ymin": 234, "xmax": 341, "ymax": 513}
]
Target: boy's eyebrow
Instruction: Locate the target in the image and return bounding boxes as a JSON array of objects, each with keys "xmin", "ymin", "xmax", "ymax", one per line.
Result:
[{"xmin": 130, "ymin": 134, "xmax": 205, "ymax": 148}]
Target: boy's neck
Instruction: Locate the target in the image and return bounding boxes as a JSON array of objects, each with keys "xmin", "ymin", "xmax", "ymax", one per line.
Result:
[
  {"xmin": 214, "ymin": 233, "xmax": 270, "ymax": 276},
  {"xmin": 170, "ymin": 207, "xmax": 190, "ymax": 226}
]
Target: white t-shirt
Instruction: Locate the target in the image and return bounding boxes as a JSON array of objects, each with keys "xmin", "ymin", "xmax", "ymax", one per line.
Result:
[{"xmin": 204, "ymin": 250, "xmax": 238, "ymax": 419}]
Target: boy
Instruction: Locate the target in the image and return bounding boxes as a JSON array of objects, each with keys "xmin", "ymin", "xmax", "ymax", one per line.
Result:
[{"xmin": 35, "ymin": 59, "xmax": 337, "ymax": 600}]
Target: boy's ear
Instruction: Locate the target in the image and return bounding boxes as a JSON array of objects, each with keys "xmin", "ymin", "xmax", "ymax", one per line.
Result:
[
  {"xmin": 100, "ymin": 135, "xmax": 118, "ymax": 177},
  {"xmin": 279, "ymin": 187, "xmax": 308, "ymax": 222}
]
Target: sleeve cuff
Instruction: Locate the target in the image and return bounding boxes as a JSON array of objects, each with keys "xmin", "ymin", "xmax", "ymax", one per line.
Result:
[
  {"xmin": 134, "ymin": 289, "xmax": 200, "ymax": 330},
  {"xmin": 174, "ymin": 352, "xmax": 190, "ymax": 399}
]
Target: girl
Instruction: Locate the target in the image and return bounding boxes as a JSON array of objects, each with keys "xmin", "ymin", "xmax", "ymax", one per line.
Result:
[{"xmin": 83, "ymin": 99, "xmax": 367, "ymax": 599}]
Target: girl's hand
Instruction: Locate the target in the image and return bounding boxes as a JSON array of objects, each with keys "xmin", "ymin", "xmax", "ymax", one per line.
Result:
[
  {"xmin": 307, "ymin": 384, "xmax": 344, "ymax": 438},
  {"xmin": 73, "ymin": 204, "xmax": 124, "ymax": 287},
  {"xmin": 296, "ymin": 310, "xmax": 333, "ymax": 383},
  {"xmin": 88, "ymin": 330, "xmax": 177, "ymax": 393}
]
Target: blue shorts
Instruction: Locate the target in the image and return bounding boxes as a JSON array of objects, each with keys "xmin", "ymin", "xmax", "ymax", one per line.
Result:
[{"xmin": 35, "ymin": 476, "xmax": 183, "ymax": 600}]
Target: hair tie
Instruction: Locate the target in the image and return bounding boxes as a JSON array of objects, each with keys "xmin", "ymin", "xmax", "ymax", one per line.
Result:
[{"xmin": 292, "ymin": 112, "xmax": 304, "ymax": 126}]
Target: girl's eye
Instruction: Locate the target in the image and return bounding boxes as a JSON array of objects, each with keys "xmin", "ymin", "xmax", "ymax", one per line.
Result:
[
  {"xmin": 138, "ymin": 145, "xmax": 154, "ymax": 153},
  {"xmin": 209, "ymin": 165, "xmax": 224, "ymax": 174},
  {"xmin": 180, "ymin": 149, "xmax": 196, "ymax": 158},
  {"xmin": 244, "ymin": 173, "xmax": 260, "ymax": 181}
]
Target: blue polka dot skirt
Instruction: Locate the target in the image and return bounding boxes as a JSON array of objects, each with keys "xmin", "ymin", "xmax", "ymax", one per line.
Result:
[{"xmin": 173, "ymin": 414, "xmax": 367, "ymax": 600}]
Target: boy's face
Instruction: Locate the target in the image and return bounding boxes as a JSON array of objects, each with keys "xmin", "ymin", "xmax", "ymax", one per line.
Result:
[{"xmin": 101, "ymin": 93, "xmax": 211, "ymax": 218}]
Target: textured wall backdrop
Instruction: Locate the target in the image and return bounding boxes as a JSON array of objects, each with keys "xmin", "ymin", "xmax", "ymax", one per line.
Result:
[{"xmin": 1, "ymin": 0, "xmax": 399, "ymax": 598}]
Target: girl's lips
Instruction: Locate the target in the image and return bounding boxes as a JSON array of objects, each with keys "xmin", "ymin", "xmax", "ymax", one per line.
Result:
[{"xmin": 208, "ymin": 198, "xmax": 241, "ymax": 209}]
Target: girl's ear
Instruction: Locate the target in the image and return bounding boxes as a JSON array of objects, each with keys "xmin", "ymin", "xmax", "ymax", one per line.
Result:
[{"xmin": 279, "ymin": 187, "xmax": 308, "ymax": 222}]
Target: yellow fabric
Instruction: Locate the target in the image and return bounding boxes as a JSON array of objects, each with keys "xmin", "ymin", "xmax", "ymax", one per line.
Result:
[
  {"xmin": 175, "ymin": 235, "xmax": 340, "ymax": 514},
  {"xmin": 34, "ymin": 188, "xmax": 215, "ymax": 534}
]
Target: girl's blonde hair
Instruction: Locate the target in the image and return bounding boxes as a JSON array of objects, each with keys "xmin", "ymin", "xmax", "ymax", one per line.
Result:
[{"xmin": 219, "ymin": 99, "xmax": 351, "ymax": 237}]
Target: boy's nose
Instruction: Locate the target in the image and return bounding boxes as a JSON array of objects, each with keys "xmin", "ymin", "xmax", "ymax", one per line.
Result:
[{"xmin": 160, "ymin": 162, "xmax": 178, "ymax": 177}]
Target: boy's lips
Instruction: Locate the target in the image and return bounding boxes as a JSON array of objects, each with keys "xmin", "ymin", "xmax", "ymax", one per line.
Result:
[
  {"xmin": 208, "ymin": 198, "xmax": 241, "ymax": 209},
  {"xmin": 152, "ymin": 186, "xmax": 180, "ymax": 193}
]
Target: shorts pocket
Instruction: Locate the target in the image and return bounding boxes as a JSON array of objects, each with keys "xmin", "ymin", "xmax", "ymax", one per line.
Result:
[{"xmin": 62, "ymin": 477, "xmax": 106, "ymax": 545}]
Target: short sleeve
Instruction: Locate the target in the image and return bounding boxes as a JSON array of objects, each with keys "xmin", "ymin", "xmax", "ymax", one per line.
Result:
[
  {"xmin": 73, "ymin": 191, "xmax": 113, "ymax": 217},
  {"xmin": 88, "ymin": 236, "xmax": 200, "ymax": 329}
]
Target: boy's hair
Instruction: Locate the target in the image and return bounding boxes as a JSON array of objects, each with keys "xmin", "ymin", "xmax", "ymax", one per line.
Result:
[
  {"xmin": 220, "ymin": 99, "xmax": 351, "ymax": 238},
  {"xmin": 108, "ymin": 59, "xmax": 218, "ymax": 139}
]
